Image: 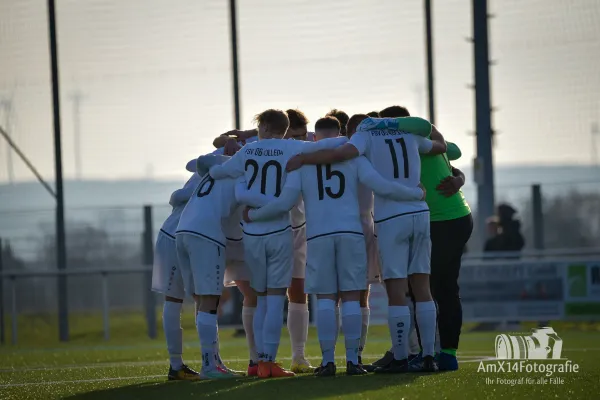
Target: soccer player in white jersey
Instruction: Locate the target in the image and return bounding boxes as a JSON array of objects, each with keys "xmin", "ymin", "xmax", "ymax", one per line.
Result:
[
  {"xmin": 241, "ymin": 116, "xmax": 425, "ymax": 376},
  {"xmin": 175, "ymin": 154, "xmax": 251, "ymax": 380},
  {"xmin": 212, "ymin": 109, "xmax": 316, "ymax": 372},
  {"xmin": 151, "ymin": 172, "xmax": 202, "ymax": 381},
  {"xmin": 287, "ymin": 115, "xmax": 447, "ymax": 373},
  {"xmin": 208, "ymin": 109, "xmax": 345, "ymax": 378}
]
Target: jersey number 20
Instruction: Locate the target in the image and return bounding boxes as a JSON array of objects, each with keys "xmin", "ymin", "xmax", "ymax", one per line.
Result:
[
  {"xmin": 316, "ymin": 164, "xmax": 345, "ymax": 200},
  {"xmin": 385, "ymin": 138, "xmax": 409, "ymax": 179},
  {"xmin": 245, "ymin": 160, "xmax": 282, "ymax": 196}
]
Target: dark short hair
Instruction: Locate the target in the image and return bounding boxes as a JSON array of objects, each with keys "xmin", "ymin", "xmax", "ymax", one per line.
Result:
[
  {"xmin": 286, "ymin": 109, "xmax": 309, "ymax": 129},
  {"xmin": 326, "ymin": 109, "xmax": 349, "ymax": 135},
  {"xmin": 253, "ymin": 109, "xmax": 290, "ymax": 136},
  {"xmin": 379, "ymin": 105, "xmax": 410, "ymax": 118},
  {"xmin": 314, "ymin": 116, "xmax": 341, "ymax": 132},
  {"xmin": 366, "ymin": 111, "xmax": 380, "ymax": 118},
  {"xmin": 346, "ymin": 114, "xmax": 369, "ymax": 136}
]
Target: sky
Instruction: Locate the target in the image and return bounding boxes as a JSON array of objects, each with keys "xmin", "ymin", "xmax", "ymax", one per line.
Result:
[{"xmin": 0, "ymin": 0, "xmax": 599, "ymax": 183}]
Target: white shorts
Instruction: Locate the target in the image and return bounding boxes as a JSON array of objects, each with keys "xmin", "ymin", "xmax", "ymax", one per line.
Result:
[
  {"xmin": 176, "ymin": 233, "xmax": 225, "ymax": 296},
  {"xmin": 244, "ymin": 229, "xmax": 293, "ymax": 292},
  {"xmin": 223, "ymin": 239, "xmax": 251, "ymax": 287},
  {"xmin": 151, "ymin": 230, "xmax": 185, "ymax": 299},
  {"xmin": 305, "ymin": 234, "xmax": 368, "ymax": 294},
  {"xmin": 362, "ymin": 218, "xmax": 382, "ymax": 284},
  {"xmin": 292, "ymin": 225, "xmax": 307, "ymax": 279},
  {"xmin": 376, "ymin": 211, "xmax": 431, "ymax": 280}
]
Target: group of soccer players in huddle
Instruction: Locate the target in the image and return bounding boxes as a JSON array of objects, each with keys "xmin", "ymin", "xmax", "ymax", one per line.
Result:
[{"xmin": 151, "ymin": 105, "xmax": 473, "ymax": 380}]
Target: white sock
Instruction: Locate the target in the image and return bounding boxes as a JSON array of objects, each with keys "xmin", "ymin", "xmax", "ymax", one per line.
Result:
[
  {"xmin": 163, "ymin": 301, "xmax": 184, "ymax": 370},
  {"xmin": 287, "ymin": 301, "xmax": 309, "ymax": 360},
  {"xmin": 242, "ymin": 306, "xmax": 258, "ymax": 363},
  {"xmin": 407, "ymin": 300, "xmax": 420, "ymax": 355},
  {"xmin": 342, "ymin": 301, "xmax": 361, "ymax": 365},
  {"xmin": 196, "ymin": 311, "xmax": 218, "ymax": 371},
  {"xmin": 317, "ymin": 299, "xmax": 337, "ymax": 366},
  {"xmin": 416, "ymin": 301, "xmax": 437, "ymax": 357},
  {"xmin": 263, "ymin": 295, "xmax": 286, "ymax": 362},
  {"xmin": 334, "ymin": 304, "xmax": 340, "ymax": 343},
  {"xmin": 388, "ymin": 305, "xmax": 410, "ymax": 361},
  {"xmin": 253, "ymin": 296, "xmax": 267, "ymax": 361},
  {"xmin": 213, "ymin": 324, "xmax": 223, "ymax": 366},
  {"xmin": 359, "ymin": 307, "xmax": 370, "ymax": 358}
]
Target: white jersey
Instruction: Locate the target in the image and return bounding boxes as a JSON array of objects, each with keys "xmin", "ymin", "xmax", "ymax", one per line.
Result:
[
  {"xmin": 160, "ymin": 173, "xmax": 201, "ymax": 237},
  {"xmin": 176, "ymin": 174, "xmax": 240, "ymax": 247},
  {"xmin": 349, "ymin": 129, "xmax": 433, "ymax": 222},
  {"xmin": 209, "ymin": 137, "xmax": 346, "ymax": 236},
  {"xmin": 247, "ymin": 142, "xmax": 424, "ymax": 239}
]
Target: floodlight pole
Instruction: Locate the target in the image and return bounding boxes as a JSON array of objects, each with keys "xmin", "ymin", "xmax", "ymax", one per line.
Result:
[
  {"xmin": 473, "ymin": 0, "xmax": 496, "ymax": 245},
  {"xmin": 47, "ymin": 0, "xmax": 69, "ymax": 342},
  {"xmin": 424, "ymin": 0, "xmax": 436, "ymax": 124},
  {"xmin": 229, "ymin": 0, "xmax": 241, "ymax": 129}
]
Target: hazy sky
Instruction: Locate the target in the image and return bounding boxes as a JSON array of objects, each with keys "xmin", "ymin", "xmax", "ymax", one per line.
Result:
[{"xmin": 1, "ymin": 0, "xmax": 599, "ymax": 182}]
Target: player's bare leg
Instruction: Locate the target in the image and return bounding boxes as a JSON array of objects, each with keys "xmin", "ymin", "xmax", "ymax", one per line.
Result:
[
  {"xmin": 164, "ymin": 296, "xmax": 201, "ymax": 381},
  {"xmin": 288, "ymin": 278, "xmax": 313, "ymax": 373},
  {"xmin": 407, "ymin": 273, "xmax": 438, "ymax": 372},
  {"xmin": 358, "ymin": 288, "xmax": 371, "ymax": 366},
  {"xmin": 340, "ymin": 291, "xmax": 368, "ymax": 376},
  {"xmin": 235, "ymin": 280, "xmax": 259, "ymax": 376},
  {"xmin": 258, "ymin": 288, "xmax": 295, "ymax": 378}
]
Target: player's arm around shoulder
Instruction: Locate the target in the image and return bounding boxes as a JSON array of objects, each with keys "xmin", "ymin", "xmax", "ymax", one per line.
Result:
[
  {"xmin": 417, "ymin": 125, "xmax": 447, "ymax": 155},
  {"xmin": 209, "ymin": 146, "xmax": 246, "ymax": 180},
  {"xmin": 355, "ymin": 157, "xmax": 424, "ymax": 201},
  {"xmin": 235, "ymin": 177, "xmax": 273, "ymax": 208},
  {"xmin": 246, "ymin": 171, "xmax": 302, "ymax": 222},
  {"xmin": 287, "ymin": 141, "xmax": 360, "ymax": 172}
]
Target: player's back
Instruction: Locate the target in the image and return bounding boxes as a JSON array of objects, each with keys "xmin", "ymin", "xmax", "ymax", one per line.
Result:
[
  {"xmin": 239, "ymin": 139, "xmax": 309, "ymax": 235},
  {"xmin": 351, "ymin": 130, "xmax": 429, "ymax": 221},
  {"xmin": 296, "ymin": 158, "xmax": 363, "ymax": 240},
  {"xmin": 176, "ymin": 174, "xmax": 238, "ymax": 247}
]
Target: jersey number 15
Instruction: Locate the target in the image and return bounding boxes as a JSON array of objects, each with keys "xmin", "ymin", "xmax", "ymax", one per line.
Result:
[{"xmin": 316, "ymin": 164, "xmax": 345, "ymax": 200}]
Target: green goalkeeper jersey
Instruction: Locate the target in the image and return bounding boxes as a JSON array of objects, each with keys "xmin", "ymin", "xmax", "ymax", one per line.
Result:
[{"xmin": 420, "ymin": 144, "xmax": 471, "ymax": 222}]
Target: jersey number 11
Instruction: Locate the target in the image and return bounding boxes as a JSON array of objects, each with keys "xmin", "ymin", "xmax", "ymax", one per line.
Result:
[{"xmin": 385, "ymin": 138, "xmax": 409, "ymax": 179}]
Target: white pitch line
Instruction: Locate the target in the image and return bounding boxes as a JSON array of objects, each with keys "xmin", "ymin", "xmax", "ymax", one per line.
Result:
[
  {"xmin": 0, "ymin": 355, "xmax": 488, "ymax": 373},
  {"xmin": 0, "ymin": 356, "xmax": 495, "ymax": 388}
]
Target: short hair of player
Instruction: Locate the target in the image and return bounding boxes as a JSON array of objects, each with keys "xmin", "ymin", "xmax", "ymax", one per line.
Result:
[
  {"xmin": 346, "ymin": 114, "xmax": 369, "ymax": 137},
  {"xmin": 286, "ymin": 108, "xmax": 309, "ymax": 129},
  {"xmin": 379, "ymin": 105, "xmax": 410, "ymax": 118},
  {"xmin": 253, "ymin": 109, "xmax": 290, "ymax": 138},
  {"xmin": 325, "ymin": 109, "xmax": 349, "ymax": 136},
  {"xmin": 315, "ymin": 117, "xmax": 341, "ymax": 135},
  {"xmin": 367, "ymin": 111, "xmax": 380, "ymax": 118}
]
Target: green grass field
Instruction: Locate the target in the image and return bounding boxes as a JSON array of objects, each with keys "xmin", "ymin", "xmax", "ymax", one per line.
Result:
[{"xmin": 1, "ymin": 311, "xmax": 599, "ymax": 399}]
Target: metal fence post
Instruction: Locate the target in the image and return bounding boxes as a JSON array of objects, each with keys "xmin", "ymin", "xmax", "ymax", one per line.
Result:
[
  {"xmin": 0, "ymin": 237, "xmax": 4, "ymax": 345},
  {"xmin": 101, "ymin": 272, "xmax": 110, "ymax": 341},
  {"xmin": 143, "ymin": 205, "xmax": 157, "ymax": 339},
  {"xmin": 10, "ymin": 276, "xmax": 17, "ymax": 345},
  {"xmin": 532, "ymin": 184, "xmax": 544, "ymax": 250}
]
